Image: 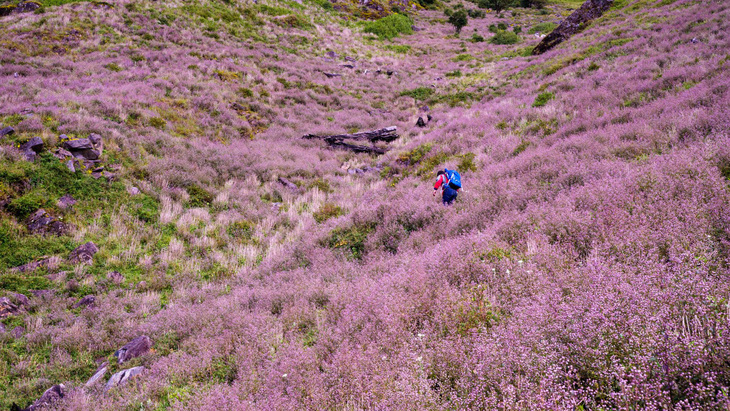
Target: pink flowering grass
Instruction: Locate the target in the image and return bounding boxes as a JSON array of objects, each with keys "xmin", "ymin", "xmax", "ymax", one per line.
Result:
[{"xmin": 0, "ymin": 0, "xmax": 729, "ymax": 408}]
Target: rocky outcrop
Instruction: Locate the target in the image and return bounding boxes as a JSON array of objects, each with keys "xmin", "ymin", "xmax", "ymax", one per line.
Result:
[
  {"xmin": 57, "ymin": 194, "xmax": 77, "ymax": 210},
  {"xmin": 115, "ymin": 335, "xmax": 152, "ymax": 364},
  {"xmin": 27, "ymin": 209, "xmax": 67, "ymax": 235},
  {"xmin": 85, "ymin": 362, "xmax": 108, "ymax": 387},
  {"xmin": 0, "ymin": 297, "xmax": 19, "ymax": 318},
  {"xmin": 11, "ymin": 258, "xmax": 51, "ymax": 273},
  {"xmin": 60, "ymin": 134, "xmax": 103, "ymax": 162},
  {"xmin": 533, "ymin": 0, "xmax": 614, "ymax": 55},
  {"xmin": 68, "ymin": 242, "xmax": 98, "ymax": 265},
  {"xmin": 105, "ymin": 367, "xmax": 144, "ymax": 391}
]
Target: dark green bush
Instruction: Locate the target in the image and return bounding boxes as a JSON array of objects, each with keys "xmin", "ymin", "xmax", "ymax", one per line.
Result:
[
  {"xmin": 186, "ymin": 183, "xmax": 214, "ymax": 207},
  {"xmin": 363, "ymin": 13, "xmax": 413, "ymax": 40},
  {"xmin": 520, "ymin": 0, "xmax": 546, "ymax": 8},
  {"xmin": 490, "ymin": 30, "xmax": 521, "ymax": 45}
]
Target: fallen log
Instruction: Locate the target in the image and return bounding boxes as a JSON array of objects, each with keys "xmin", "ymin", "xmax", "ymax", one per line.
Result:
[
  {"xmin": 302, "ymin": 126, "xmax": 397, "ymax": 154},
  {"xmin": 303, "ymin": 126, "xmax": 398, "ymax": 143}
]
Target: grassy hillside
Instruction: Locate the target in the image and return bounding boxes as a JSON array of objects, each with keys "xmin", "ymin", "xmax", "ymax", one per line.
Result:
[{"xmin": 1, "ymin": 0, "xmax": 729, "ymax": 408}]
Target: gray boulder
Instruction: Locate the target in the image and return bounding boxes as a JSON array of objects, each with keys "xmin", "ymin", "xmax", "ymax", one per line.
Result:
[
  {"xmin": 105, "ymin": 366, "xmax": 144, "ymax": 391},
  {"xmin": 20, "ymin": 137, "xmax": 43, "ymax": 153},
  {"xmin": 61, "ymin": 134, "xmax": 103, "ymax": 161},
  {"xmin": 68, "ymin": 242, "xmax": 98, "ymax": 265},
  {"xmin": 115, "ymin": 335, "xmax": 152, "ymax": 364},
  {"xmin": 25, "ymin": 384, "xmax": 65, "ymax": 410}
]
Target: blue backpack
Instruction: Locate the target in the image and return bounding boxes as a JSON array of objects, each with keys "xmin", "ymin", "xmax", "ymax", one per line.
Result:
[{"xmin": 445, "ymin": 168, "xmax": 461, "ymax": 189}]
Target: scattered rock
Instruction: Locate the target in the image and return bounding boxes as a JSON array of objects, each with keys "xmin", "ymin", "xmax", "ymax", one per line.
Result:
[
  {"xmin": 20, "ymin": 137, "xmax": 43, "ymax": 153},
  {"xmin": 105, "ymin": 366, "xmax": 144, "ymax": 391},
  {"xmin": 114, "ymin": 335, "xmax": 152, "ymax": 364},
  {"xmin": 136, "ymin": 281, "xmax": 147, "ymax": 290},
  {"xmin": 107, "ymin": 271, "xmax": 124, "ymax": 284},
  {"xmin": 27, "ymin": 209, "xmax": 67, "ymax": 235},
  {"xmin": 533, "ymin": 0, "xmax": 614, "ymax": 55},
  {"xmin": 325, "ymin": 51, "xmax": 338, "ymax": 59},
  {"xmin": 344, "ymin": 56, "xmax": 356, "ymax": 62},
  {"xmin": 68, "ymin": 242, "xmax": 98, "ymax": 265},
  {"xmin": 0, "ymin": 323, "xmax": 5, "ymax": 333},
  {"xmin": 277, "ymin": 177, "xmax": 300, "ymax": 193},
  {"xmin": 65, "ymin": 160, "xmax": 76, "ymax": 172},
  {"xmin": 11, "ymin": 326, "xmax": 24, "ymax": 338},
  {"xmin": 127, "ymin": 187, "xmax": 140, "ymax": 196},
  {"xmin": 85, "ymin": 362, "xmax": 108, "ymax": 387},
  {"xmin": 0, "ymin": 297, "xmax": 19, "ymax": 318},
  {"xmin": 57, "ymin": 194, "xmax": 77, "ymax": 210},
  {"xmin": 26, "ymin": 384, "xmax": 65, "ymax": 411},
  {"xmin": 11, "ymin": 258, "xmax": 50, "ymax": 273},
  {"xmin": 73, "ymin": 295, "xmax": 96, "ymax": 309},
  {"xmin": 0, "ymin": 126, "xmax": 14, "ymax": 137},
  {"xmin": 323, "ymin": 72, "xmax": 341, "ymax": 78},
  {"xmin": 348, "ymin": 168, "xmax": 365, "ymax": 175},
  {"xmin": 416, "ymin": 115, "xmax": 433, "ymax": 128},
  {"xmin": 105, "ymin": 172, "xmax": 116, "ymax": 182},
  {"xmin": 53, "ymin": 147, "xmax": 73, "ymax": 160},
  {"xmin": 341, "ymin": 64, "xmax": 355, "ymax": 69}
]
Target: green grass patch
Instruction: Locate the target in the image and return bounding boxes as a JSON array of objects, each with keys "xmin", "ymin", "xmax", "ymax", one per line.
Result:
[
  {"xmin": 384, "ymin": 44, "xmax": 411, "ymax": 54},
  {"xmin": 528, "ymin": 22, "xmax": 557, "ymax": 34},
  {"xmin": 399, "ymin": 87, "xmax": 434, "ymax": 101}
]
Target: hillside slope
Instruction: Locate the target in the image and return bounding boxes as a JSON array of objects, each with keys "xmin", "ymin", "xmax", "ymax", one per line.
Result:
[{"xmin": 1, "ymin": 0, "xmax": 729, "ymax": 408}]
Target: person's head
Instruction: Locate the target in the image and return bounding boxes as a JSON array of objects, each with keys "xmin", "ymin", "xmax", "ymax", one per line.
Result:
[{"xmin": 437, "ymin": 170, "xmax": 446, "ymax": 177}]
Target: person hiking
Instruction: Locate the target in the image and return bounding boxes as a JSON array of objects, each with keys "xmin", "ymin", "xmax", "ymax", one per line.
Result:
[{"xmin": 433, "ymin": 168, "xmax": 461, "ymax": 205}]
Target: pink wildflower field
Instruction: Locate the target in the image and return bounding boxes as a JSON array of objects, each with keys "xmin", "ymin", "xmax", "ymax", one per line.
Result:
[{"xmin": 0, "ymin": 0, "xmax": 729, "ymax": 408}]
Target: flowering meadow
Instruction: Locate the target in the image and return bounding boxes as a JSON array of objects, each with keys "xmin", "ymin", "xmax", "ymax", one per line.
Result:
[{"xmin": 0, "ymin": 0, "xmax": 729, "ymax": 408}]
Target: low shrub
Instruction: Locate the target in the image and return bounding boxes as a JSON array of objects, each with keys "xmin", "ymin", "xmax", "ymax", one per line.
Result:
[
  {"xmin": 533, "ymin": 91, "xmax": 555, "ymax": 107},
  {"xmin": 313, "ymin": 203, "xmax": 343, "ymax": 223}
]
